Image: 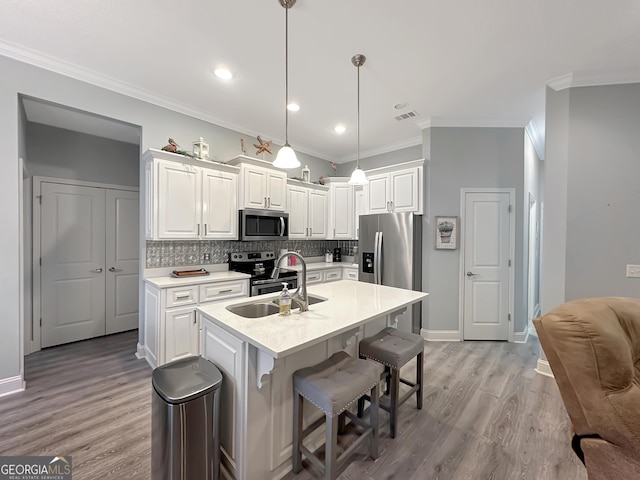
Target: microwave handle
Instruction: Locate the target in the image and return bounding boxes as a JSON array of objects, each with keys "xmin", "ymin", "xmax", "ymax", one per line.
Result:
[{"xmin": 279, "ymin": 217, "xmax": 285, "ymax": 236}]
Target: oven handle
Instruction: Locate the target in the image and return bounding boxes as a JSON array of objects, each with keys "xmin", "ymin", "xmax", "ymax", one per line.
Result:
[{"xmin": 252, "ymin": 276, "xmax": 297, "ymax": 286}]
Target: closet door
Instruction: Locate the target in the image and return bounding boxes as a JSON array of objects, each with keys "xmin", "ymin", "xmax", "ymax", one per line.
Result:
[
  {"xmin": 41, "ymin": 183, "xmax": 106, "ymax": 347},
  {"xmin": 106, "ymin": 189, "xmax": 139, "ymax": 334}
]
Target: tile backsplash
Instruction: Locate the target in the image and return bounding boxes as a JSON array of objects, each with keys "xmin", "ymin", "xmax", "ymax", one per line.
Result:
[{"xmin": 146, "ymin": 240, "xmax": 358, "ymax": 268}]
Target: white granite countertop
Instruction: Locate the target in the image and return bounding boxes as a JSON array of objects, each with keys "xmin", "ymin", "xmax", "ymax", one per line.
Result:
[
  {"xmin": 145, "ymin": 271, "xmax": 250, "ymax": 288},
  {"xmin": 197, "ymin": 280, "xmax": 427, "ymax": 358}
]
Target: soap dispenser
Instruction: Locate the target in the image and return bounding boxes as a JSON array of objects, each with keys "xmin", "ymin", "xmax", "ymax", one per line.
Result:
[{"xmin": 278, "ymin": 282, "xmax": 292, "ymax": 316}]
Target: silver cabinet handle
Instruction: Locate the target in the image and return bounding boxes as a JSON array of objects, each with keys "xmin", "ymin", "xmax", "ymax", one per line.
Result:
[
  {"xmin": 390, "ymin": 200, "xmax": 394, "ymax": 210},
  {"xmin": 197, "ymin": 224, "xmax": 201, "ymax": 236},
  {"xmin": 91, "ymin": 268, "xmax": 103, "ymax": 273},
  {"xmin": 176, "ymin": 294, "xmax": 191, "ymax": 299},
  {"xmin": 466, "ymin": 271, "xmax": 476, "ymax": 277},
  {"xmin": 268, "ymin": 197, "xmax": 271, "ymax": 208},
  {"xmin": 218, "ymin": 289, "xmax": 233, "ymax": 294},
  {"xmin": 309, "ymin": 227, "xmax": 312, "ymax": 236},
  {"xmin": 108, "ymin": 267, "xmax": 123, "ymax": 272},
  {"xmin": 204, "ymin": 224, "xmax": 208, "ymax": 236},
  {"xmin": 264, "ymin": 197, "xmax": 267, "ymax": 207}
]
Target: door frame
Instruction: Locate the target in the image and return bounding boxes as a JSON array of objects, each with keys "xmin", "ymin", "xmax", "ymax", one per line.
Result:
[
  {"xmin": 458, "ymin": 187, "xmax": 516, "ymax": 342},
  {"xmin": 31, "ymin": 176, "xmax": 138, "ymax": 354}
]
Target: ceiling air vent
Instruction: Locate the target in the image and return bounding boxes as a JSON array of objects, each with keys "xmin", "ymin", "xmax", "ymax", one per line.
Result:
[{"xmin": 394, "ymin": 110, "xmax": 419, "ymax": 121}]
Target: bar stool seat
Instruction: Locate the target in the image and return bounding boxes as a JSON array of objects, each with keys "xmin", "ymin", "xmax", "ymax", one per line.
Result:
[
  {"xmin": 358, "ymin": 327, "xmax": 424, "ymax": 438},
  {"xmin": 292, "ymin": 351, "xmax": 384, "ymax": 480}
]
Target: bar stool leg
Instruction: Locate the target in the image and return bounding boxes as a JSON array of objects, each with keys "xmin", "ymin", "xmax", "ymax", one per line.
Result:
[
  {"xmin": 325, "ymin": 415, "xmax": 339, "ymax": 480},
  {"xmin": 389, "ymin": 367, "xmax": 400, "ymax": 439},
  {"xmin": 416, "ymin": 351, "xmax": 424, "ymax": 410},
  {"xmin": 292, "ymin": 392, "xmax": 303, "ymax": 473},
  {"xmin": 369, "ymin": 383, "xmax": 379, "ymax": 459}
]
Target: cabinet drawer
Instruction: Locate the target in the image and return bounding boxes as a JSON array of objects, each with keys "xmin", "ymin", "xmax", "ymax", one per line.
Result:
[
  {"xmin": 344, "ymin": 268, "xmax": 358, "ymax": 280},
  {"xmin": 324, "ymin": 269, "xmax": 342, "ymax": 282},
  {"xmin": 306, "ymin": 271, "xmax": 324, "ymax": 284},
  {"xmin": 165, "ymin": 285, "xmax": 199, "ymax": 308},
  {"xmin": 200, "ymin": 280, "xmax": 248, "ymax": 303}
]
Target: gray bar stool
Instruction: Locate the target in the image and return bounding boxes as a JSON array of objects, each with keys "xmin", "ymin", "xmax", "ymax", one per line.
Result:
[
  {"xmin": 292, "ymin": 351, "xmax": 384, "ymax": 480},
  {"xmin": 358, "ymin": 327, "xmax": 424, "ymax": 438}
]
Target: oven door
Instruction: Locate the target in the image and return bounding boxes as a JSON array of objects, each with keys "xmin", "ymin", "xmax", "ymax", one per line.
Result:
[
  {"xmin": 251, "ymin": 276, "xmax": 298, "ymax": 296},
  {"xmin": 240, "ymin": 209, "xmax": 289, "ymax": 241}
]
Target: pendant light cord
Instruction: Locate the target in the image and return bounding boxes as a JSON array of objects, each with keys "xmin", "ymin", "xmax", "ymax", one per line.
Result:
[
  {"xmin": 356, "ymin": 61, "xmax": 360, "ymax": 169},
  {"xmin": 284, "ymin": 4, "xmax": 289, "ymax": 146}
]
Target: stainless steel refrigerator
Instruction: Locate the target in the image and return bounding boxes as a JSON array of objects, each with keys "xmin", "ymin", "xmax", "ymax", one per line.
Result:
[{"xmin": 359, "ymin": 212, "xmax": 423, "ymax": 333}]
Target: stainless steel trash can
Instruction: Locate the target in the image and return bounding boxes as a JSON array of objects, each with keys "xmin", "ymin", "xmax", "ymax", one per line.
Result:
[{"xmin": 152, "ymin": 356, "xmax": 222, "ymax": 480}]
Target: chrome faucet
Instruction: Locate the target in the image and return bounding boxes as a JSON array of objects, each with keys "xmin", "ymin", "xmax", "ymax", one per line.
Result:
[{"xmin": 271, "ymin": 251, "xmax": 308, "ymax": 312}]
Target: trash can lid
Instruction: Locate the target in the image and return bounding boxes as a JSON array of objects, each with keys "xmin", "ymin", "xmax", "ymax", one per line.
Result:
[{"xmin": 152, "ymin": 356, "xmax": 223, "ymax": 404}]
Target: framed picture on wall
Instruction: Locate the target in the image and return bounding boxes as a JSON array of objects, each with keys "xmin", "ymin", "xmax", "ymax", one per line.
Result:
[{"xmin": 435, "ymin": 216, "xmax": 458, "ymax": 250}]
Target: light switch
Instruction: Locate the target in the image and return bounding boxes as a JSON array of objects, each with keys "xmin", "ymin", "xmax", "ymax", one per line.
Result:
[{"xmin": 626, "ymin": 265, "xmax": 640, "ymax": 278}]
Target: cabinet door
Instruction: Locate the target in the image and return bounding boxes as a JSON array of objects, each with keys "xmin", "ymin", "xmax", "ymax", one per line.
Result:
[
  {"xmin": 242, "ymin": 166, "xmax": 267, "ymax": 209},
  {"xmin": 202, "ymin": 169, "xmax": 238, "ymax": 239},
  {"xmin": 164, "ymin": 307, "xmax": 199, "ymax": 363},
  {"xmin": 266, "ymin": 170, "xmax": 287, "ymax": 211},
  {"xmin": 157, "ymin": 161, "xmax": 201, "ymax": 239},
  {"xmin": 287, "ymin": 185, "xmax": 308, "ymax": 239},
  {"xmin": 308, "ymin": 189, "xmax": 328, "ymax": 238},
  {"xmin": 354, "ymin": 187, "xmax": 366, "ymax": 240},
  {"xmin": 329, "ymin": 184, "xmax": 353, "ymax": 239},
  {"xmin": 390, "ymin": 168, "xmax": 419, "ymax": 212},
  {"xmin": 367, "ymin": 174, "xmax": 390, "ymax": 213}
]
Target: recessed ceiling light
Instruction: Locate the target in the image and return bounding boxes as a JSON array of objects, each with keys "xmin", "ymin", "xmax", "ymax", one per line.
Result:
[
  {"xmin": 394, "ymin": 102, "xmax": 409, "ymax": 110},
  {"xmin": 214, "ymin": 68, "xmax": 233, "ymax": 80},
  {"xmin": 334, "ymin": 124, "xmax": 346, "ymax": 134},
  {"xmin": 287, "ymin": 103, "xmax": 300, "ymax": 112}
]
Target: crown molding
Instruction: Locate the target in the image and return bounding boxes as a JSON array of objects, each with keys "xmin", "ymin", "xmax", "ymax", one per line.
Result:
[
  {"xmin": 0, "ymin": 40, "xmax": 334, "ymax": 162},
  {"xmin": 417, "ymin": 116, "xmax": 530, "ymax": 129},
  {"xmin": 547, "ymin": 68, "xmax": 640, "ymax": 91},
  {"xmin": 334, "ymin": 135, "xmax": 423, "ymax": 164}
]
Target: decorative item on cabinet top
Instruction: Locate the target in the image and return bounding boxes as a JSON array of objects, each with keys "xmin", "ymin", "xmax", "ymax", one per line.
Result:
[{"xmin": 192, "ymin": 137, "xmax": 210, "ymax": 160}]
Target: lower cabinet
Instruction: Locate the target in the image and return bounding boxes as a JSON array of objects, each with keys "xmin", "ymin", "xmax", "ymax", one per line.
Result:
[{"xmin": 143, "ymin": 277, "xmax": 249, "ymax": 368}]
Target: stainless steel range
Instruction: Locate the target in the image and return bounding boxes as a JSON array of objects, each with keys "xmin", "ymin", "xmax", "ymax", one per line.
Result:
[{"xmin": 229, "ymin": 251, "xmax": 298, "ymax": 296}]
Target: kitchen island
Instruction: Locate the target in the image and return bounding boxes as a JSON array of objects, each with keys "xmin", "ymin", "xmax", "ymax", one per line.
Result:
[{"xmin": 196, "ymin": 280, "xmax": 427, "ymax": 480}]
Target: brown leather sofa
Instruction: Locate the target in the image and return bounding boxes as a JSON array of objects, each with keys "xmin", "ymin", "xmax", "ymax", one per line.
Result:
[{"xmin": 533, "ymin": 297, "xmax": 640, "ymax": 479}]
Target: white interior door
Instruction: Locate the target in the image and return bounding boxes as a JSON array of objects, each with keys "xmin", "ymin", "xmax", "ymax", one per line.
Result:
[
  {"xmin": 462, "ymin": 191, "xmax": 512, "ymax": 340},
  {"xmin": 106, "ymin": 189, "xmax": 139, "ymax": 334},
  {"xmin": 41, "ymin": 183, "xmax": 106, "ymax": 347}
]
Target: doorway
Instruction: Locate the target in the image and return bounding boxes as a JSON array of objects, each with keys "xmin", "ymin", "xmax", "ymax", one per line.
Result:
[
  {"xmin": 34, "ymin": 178, "xmax": 139, "ymax": 349},
  {"xmin": 459, "ymin": 188, "xmax": 515, "ymax": 341}
]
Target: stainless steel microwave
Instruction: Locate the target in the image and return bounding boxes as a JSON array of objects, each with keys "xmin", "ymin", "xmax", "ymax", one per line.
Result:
[{"xmin": 239, "ymin": 209, "xmax": 289, "ymax": 241}]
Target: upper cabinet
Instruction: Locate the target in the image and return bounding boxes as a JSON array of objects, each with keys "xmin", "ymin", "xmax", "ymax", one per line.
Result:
[
  {"xmin": 228, "ymin": 155, "xmax": 287, "ymax": 211},
  {"xmin": 144, "ymin": 149, "xmax": 239, "ymax": 240},
  {"xmin": 287, "ymin": 180, "xmax": 328, "ymax": 239},
  {"xmin": 364, "ymin": 160, "xmax": 424, "ymax": 215},
  {"xmin": 325, "ymin": 179, "xmax": 354, "ymax": 240}
]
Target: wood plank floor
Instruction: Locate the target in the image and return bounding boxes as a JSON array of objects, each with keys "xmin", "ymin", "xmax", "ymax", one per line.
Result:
[{"xmin": 0, "ymin": 332, "xmax": 587, "ymax": 480}]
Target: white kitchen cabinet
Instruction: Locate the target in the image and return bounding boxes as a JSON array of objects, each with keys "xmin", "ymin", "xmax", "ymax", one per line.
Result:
[
  {"xmin": 343, "ymin": 267, "xmax": 359, "ymax": 281},
  {"xmin": 143, "ymin": 276, "xmax": 249, "ymax": 368},
  {"xmin": 286, "ymin": 181, "xmax": 328, "ymax": 239},
  {"xmin": 144, "ymin": 149, "xmax": 239, "ymax": 240},
  {"xmin": 324, "ymin": 268, "xmax": 342, "ymax": 282},
  {"xmin": 326, "ymin": 181, "xmax": 353, "ymax": 239},
  {"xmin": 228, "ymin": 156, "xmax": 287, "ymax": 211},
  {"xmin": 305, "ymin": 270, "xmax": 324, "ymax": 284},
  {"xmin": 363, "ymin": 160, "xmax": 424, "ymax": 215}
]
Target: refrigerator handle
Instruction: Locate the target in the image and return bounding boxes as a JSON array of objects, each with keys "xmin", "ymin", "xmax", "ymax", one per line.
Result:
[
  {"xmin": 377, "ymin": 231, "xmax": 383, "ymax": 285},
  {"xmin": 373, "ymin": 231, "xmax": 379, "ymax": 284}
]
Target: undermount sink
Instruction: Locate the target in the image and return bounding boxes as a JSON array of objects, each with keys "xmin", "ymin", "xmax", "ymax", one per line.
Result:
[{"xmin": 226, "ymin": 295, "xmax": 328, "ymax": 318}]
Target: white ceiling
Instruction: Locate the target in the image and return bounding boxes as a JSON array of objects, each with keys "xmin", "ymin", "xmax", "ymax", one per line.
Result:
[{"xmin": 3, "ymin": 1, "xmax": 640, "ymax": 162}]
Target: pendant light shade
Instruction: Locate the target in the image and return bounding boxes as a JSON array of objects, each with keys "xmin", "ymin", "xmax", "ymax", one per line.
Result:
[
  {"xmin": 274, "ymin": 0, "xmax": 300, "ymax": 169},
  {"xmin": 348, "ymin": 54, "xmax": 368, "ymax": 185}
]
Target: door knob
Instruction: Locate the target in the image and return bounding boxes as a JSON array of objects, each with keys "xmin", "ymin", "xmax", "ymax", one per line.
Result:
[
  {"xmin": 109, "ymin": 267, "xmax": 123, "ymax": 272},
  {"xmin": 466, "ymin": 271, "xmax": 476, "ymax": 277},
  {"xmin": 91, "ymin": 268, "xmax": 103, "ymax": 273}
]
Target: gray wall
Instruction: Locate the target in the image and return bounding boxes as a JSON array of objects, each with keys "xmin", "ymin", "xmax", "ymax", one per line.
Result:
[
  {"xmin": 26, "ymin": 123, "xmax": 140, "ymax": 186},
  {"xmin": 0, "ymin": 54, "xmax": 331, "ymax": 387},
  {"xmin": 427, "ymin": 127, "xmax": 526, "ymax": 333},
  {"xmin": 564, "ymin": 84, "xmax": 640, "ymax": 300},
  {"xmin": 336, "ymin": 144, "xmax": 423, "ymax": 176}
]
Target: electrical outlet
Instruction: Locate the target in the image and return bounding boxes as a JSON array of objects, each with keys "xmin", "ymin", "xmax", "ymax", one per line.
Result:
[
  {"xmin": 203, "ymin": 253, "xmax": 210, "ymax": 261},
  {"xmin": 626, "ymin": 265, "xmax": 640, "ymax": 278}
]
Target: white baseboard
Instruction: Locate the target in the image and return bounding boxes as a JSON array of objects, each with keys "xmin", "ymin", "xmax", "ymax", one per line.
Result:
[
  {"xmin": 135, "ymin": 343, "xmax": 146, "ymax": 360},
  {"xmin": 513, "ymin": 329, "xmax": 529, "ymax": 343},
  {"xmin": 535, "ymin": 358, "xmax": 554, "ymax": 377},
  {"xmin": 0, "ymin": 375, "xmax": 26, "ymax": 398},
  {"xmin": 421, "ymin": 329, "xmax": 461, "ymax": 342}
]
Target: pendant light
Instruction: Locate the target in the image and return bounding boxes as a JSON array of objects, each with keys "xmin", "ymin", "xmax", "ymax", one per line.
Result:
[
  {"xmin": 273, "ymin": 0, "xmax": 301, "ymax": 169},
  {"xmin": 348, "ymin": 54, "xmax": 369, "ymax": 185}
]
